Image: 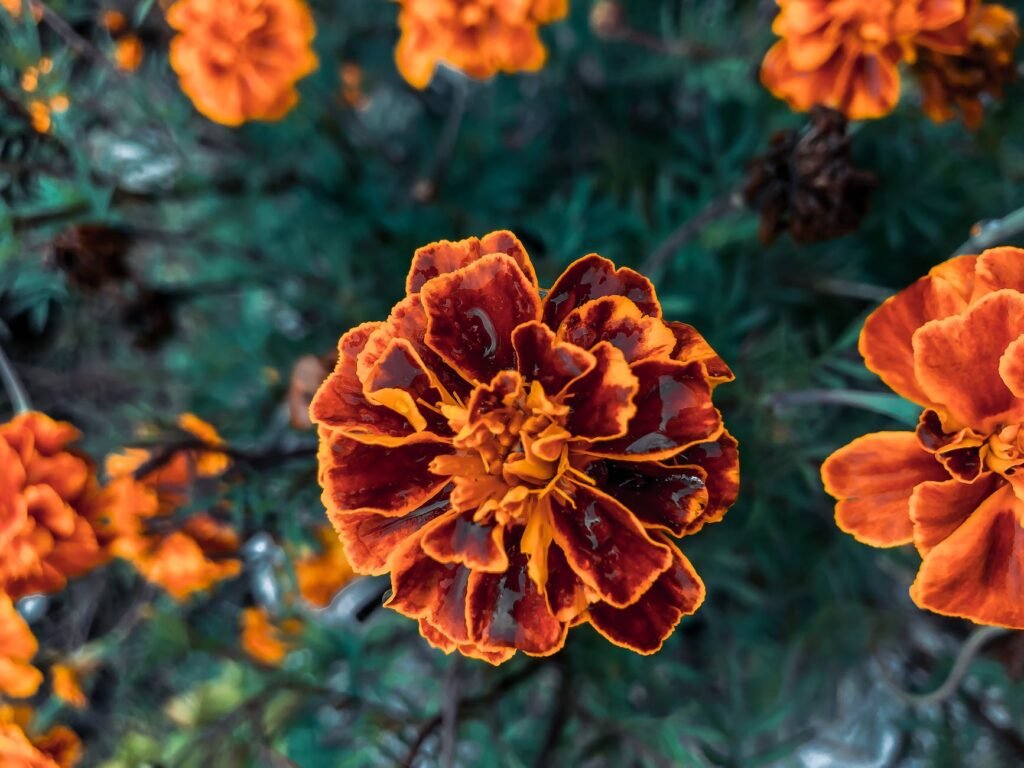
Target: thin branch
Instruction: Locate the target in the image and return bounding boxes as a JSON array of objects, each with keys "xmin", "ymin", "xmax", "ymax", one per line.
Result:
[
  {"xmin": 533, "ymin": 659, "xmax": 571, "ymax": 768},
  {"xmin": 440, "ymin": 657, "xmax": 463, "ymax": 768},
  {"xmin": 955, "ymin": 204, "xmax": 1024, "ymax": 255},
  {"xmin": 642, "ymin": 190, "xmax": 744, "ymax": 277},
  {"xmin": 0, "ymin": 344, "xmax": 31, "ymax": 415},
  {"xmin": 29, "ymin": 1, "xmax": 121, "ymax": 76}
]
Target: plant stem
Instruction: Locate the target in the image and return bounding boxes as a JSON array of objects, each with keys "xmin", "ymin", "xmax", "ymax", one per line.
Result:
[
  {"xmin": 0, "ymin": 344, "xmax": 31, "ymax": 415},
  {"xmin": 954, "ymin": 204, "xmax": 1024, "ymax": 255}
]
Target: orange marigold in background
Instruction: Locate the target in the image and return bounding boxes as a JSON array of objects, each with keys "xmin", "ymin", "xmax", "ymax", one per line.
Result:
[
  {"xmin": 395, "ymin": 0, "xmax": 568, "ymax": 89},
  {"xmin": 0, "ymin": 596, "xmax": 42, "ymax": 700},
  {"xmin": 761, "ymin": 0, "xmax": 973, "ymax": 119},
  {"xmin": 0, "ymin": 412, "xmax": 102, "ymax": 599},
  {"xmin": 294, "ymin": 525, "xmax": 356, "ymax": 608},
  {"xmin": 97, "ymin": 414, "xmax": 241, "ymax": 601},
  {"xmin": 0, "ymin": 705, "xmax": 80, "ymax": 767},
  {"xmin": 310, "ymin": 231, "xmax": 739, "ymax": 663},
  {"xmin": 239, "ymin": 607, "xmax": 302, "ymax": 666},
  {"xmin": 166, "ymin": 0, "xmax": 318, "ymax": 126},
  {"xmin": 823, "ymin": 247, "xmax": 1024, "ymax": 628}
]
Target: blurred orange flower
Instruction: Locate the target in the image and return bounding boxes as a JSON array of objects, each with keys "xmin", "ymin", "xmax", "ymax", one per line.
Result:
[
  {"xmin": 395, "ymin": 0, "xmax": 568, "ymax": 89},
  {"xmin": 0, "ymin": 706, "xmax": 80, "ymax": 768},
  {"xmin": 98, "ymin": 414, "xmax": 241, "ymax": 601},
  {"xmin": 50, "ymin": 665, "xmax": 86, "ymax": 710},
  {"xmin": 166, "ymin": 0, "xmax": 318, "ymax": 126},
  {"xmin": 113, "ymin": 35, "xmax": 144, "ymax": 72},
  {"xmin": 294, "ymin": 525, "xmax": 356, "ymax": 608},
  {"xmin": 239, "ymin": 607, "xmax": 302, "ymax": 665},
  {"xmin": 761, "ymin": 0, "xmax": 973, "ymax": 119},
  {"xmin": 310, "ymin": 230, "xmax": 738, "ymax": 663},
  {"xmin": 823, "ymin": 247, "xmax": 1024, "ymax": 628},
  {"xmin": 0, "ymin": 596, "xmax": 42, "ymax": 700},
  {"xmin": 0, "ymin": 412, "xmax": 103, "ymax": 599}
]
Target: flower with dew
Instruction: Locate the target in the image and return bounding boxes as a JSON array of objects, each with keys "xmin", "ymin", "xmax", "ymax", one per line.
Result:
[
  {"xmin": 96, "ymin": 414, "xmax": 241, "ymax": 601},
  {"xmin": 0, "ymin": 705, "xmax": 80, "ymax": 768},
  {"xmin": 0, "ymin": 595, "xmax": 42, "ymax": 700},
  {"xmin": 310, "ymin": 231, "xmax": 739, "ymax": 663},
  {"xmin": 395, "ymin": 0, "xmax": 568, "ymax": 89},
  {"xmin": 166, "ymin": 0, "xmax": 318, "ymax": 126},
  {"xmin": 0, "ymin": 412, "xmax": 103, "ymax": 599},
  {"xmin": 761, "ymin": 0, "xmax": 974, "ymax": 120},
  {"xmin": 823, "ymin": 247, "xmax": 1024, "ymax": 628}
]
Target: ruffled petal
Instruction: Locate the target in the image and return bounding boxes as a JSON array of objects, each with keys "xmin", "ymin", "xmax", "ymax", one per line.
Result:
[
  {"xmin": 587, "ymin": 540, "xmax": 704, "ymax": 655},
  {"xmin": 387, "ymin": 540, "xmax": 476, "ymax": 647},
  {"xmin": 859, "ymin": 255, "xmax": 976, "ymax": 407},
  {"xmin": 667, "ymin": 322, "xmax": 734, "ymax": 385},
  {"xmin": 583, "ymin": 360, "xmax": 720, "ymax": 460},
  {"xmin": 972, "ymin": 246, "xmax": 1024, "ymax": 300},
  {"xmin": 406, "ymin": 230, "xmax": 537, "ymax": 295},
  {"xmin": 318, "ymin": 430, "xmax": 451, "ymax": 517},
  {"xmin": 360, "ymin": 336, "xmax": 450, "ymax": 434},
  {"xmin": 422, "ymin": 254, "xmax": 543, "ymax": 385},
  {"xmin": 420, "ymin": 510, "xmax": 509, "ymax": 572},
  {"xmin": 822, "ymin": 432, "xmax": 949, "ymax": 547},
  {"xmin": 418, "ymin": 618, "xmax": 516, "ymax": 665},
  {"xmin": 834, "ymin": 50, "xmax": 902, "ymax": 120},
  {"xmin": 910, "ymin": 483, "xmax": 1024, "ymax": 628},
  {"xmin": 590, "ymin": 460, "xmax": 708, "ymax": 537},
  {"xmin": 329, "ymin": 498, "xmax": 453, "ymax": 575},
  {"xmin": 910, "ymin": 474, "xmax": 1002, "ymax": 556},
  {"xmin": 563, "ymin": 342, "xmax": 638, "ymax": 441},
  {"xmin": 550, "ymin": 484, "xmax": 672, "ymax": 607},
  {"xmin": 512, "ymin": 321, "xmax": 596, "ymax": 396},
  {"xmin": 543, "ymin": 254, "xmax": 660, "ymax": 331},
  {"xmin": 913, "ymin": 289, "xmax": 1024, "ymax": 433},
  {"xmin": 558, "ymin": 296, "xmax": 676, "ymax": 363},
  {"xmin": 669, "ymin": 432, "xmax": 740, "ymax": 535},
  {"xmin": 999, "ymin": 333, "xmax": 1024, "ymax": 399},
  {"xmin": 544, "ymin": 542, "xmax": 588, "ymax": 622}
]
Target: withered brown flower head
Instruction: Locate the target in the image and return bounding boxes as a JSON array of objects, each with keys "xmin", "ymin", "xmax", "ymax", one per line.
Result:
[
  {"xmin": 51, "ymin": 224, "xmax": 134, "ymax": 293},
  {"xmin": 744, "ymin": 107, "xmax": 877, "ymax": 245}
]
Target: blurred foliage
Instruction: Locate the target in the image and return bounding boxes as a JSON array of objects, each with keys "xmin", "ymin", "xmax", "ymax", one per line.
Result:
[{"xmin": 4, "ymin": 0, "xmax": 1024, "ymax": 766}]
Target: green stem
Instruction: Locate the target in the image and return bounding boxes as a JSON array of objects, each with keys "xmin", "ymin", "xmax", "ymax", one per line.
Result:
[
  {"xmin": 955, "ymin": 204, "xmax": 1024, "ymax": 255},
  {"xmin": 0, "ymin": 344, "xmax": 30, "ymax": 415}
]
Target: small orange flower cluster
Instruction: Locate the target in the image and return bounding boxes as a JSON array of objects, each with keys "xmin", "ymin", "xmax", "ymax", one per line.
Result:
[
  {"xmin": 166, "ymin": 0, "xmax": 318, "ymax": 126},
  {"xmin": 0, "ymin": 705, "xmax": 80, "ymax": 768},
  {"xmin": 762, "ymin": 0, "xmax": 1019, "ymax": 124},
  {"xmin": 823, "ymin": 247, "xmax": 1024, "ymax": 628},
  {"xmin": 101, "ymin": 9, "xmax": 144, "ymax": 73},
  {"xmin": 15, "ymin": 58, "xmax": 68, "ymax": 134},
  {"xmin": 395, "ymin": 0, "xmax": 569, "ymax": 89},
  {"xmin": 311, "ymin": 231, "xmax": 738, "ymax": 663}
]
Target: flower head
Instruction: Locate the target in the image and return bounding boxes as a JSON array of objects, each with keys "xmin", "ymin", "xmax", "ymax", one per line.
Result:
[
  {"xmin": 0, "ymin": 412, "xmax": 103, "ymax": 599},
  {"xmin": 0, "ymin": 596, "xmax": 41, "ymax": 700},
  {"xmin": 97, "ymin": 415, "xmax": 241, "ymax": 601},
  {"xmin": 166, "ymin": 0, "xmax": 318, "ymax": 126},
  {"xmin": 761, "ymin": 0, "xmax": 973, "ymax": 119},
  {"xmin": 311, "ymin": 231, "xmax": 738, "ymax": 663},
  {"xmin": 294, "ymin": 525, "xmax": 355, "ymax": 608},
  {"xmin": 823, "ymin": 247, "xmax": 1024, "ymax": 628},
  {"xmin": 395, "ymin": 0, "xmax": 568, "ymax": 89},
  {"xmin": 0, "ymin": 705, "xmax": 80, "ymax": 768},
  {"xmin": 240, "ymin": 607, "xmax": 302, "ymax": 665}
]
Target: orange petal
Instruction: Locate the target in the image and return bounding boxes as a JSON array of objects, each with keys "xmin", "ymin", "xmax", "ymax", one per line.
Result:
[
  {"xmin": 361, "ymin": 336, "xmax": 450, "ymax": 434},
  {"xmin": 587, "ymin": 539, "xmax": 704, "ymax": 655},
  {"xmin": 420, "ymin": 510, "xmax": 508, "ymax": 572},
  {"xmin": 421, "ymin": 253, "xmax": 542, "ymax": 385},
  {"xmin": 859, "ymin": 255, "xmax": 975, "ymax": 407},
  {"xmin": 667, "ymin": 322, "xmax": 734, "ymax": 386},
  {"xmin": 512, "ymin": 321, "xmax": 596, "ymax": 397},
  {"xmin": 913, "ymin": 289, "xmax": 1024, "ymax": 433},
  {"xmin": 909, "ymin": 473, "xmax": 1002, "ymax": 556},
  {"xmin": 418, "ymin": 618, "xmax": 516, "ymax": 665},
  {"xmin": 592, "ymin": 460, "xmax": 709, "ymax": 537},
  {"xmin": 910, "ymin": 483, "xmax": 1024, "ymax": 628},
  {"xmin": 999, "ymin": 332, "xmax": 1024, "ymax": 399},
  {"xmin": 543, "ymin": 254, "xmax": 660, "ymax": 331},
  {"xmin": 669, "ymin": 431, "xmax": 740, "ymax": 535},
  {"xmin": 328, "ymin": 503, "xmax": 450, "ymax": 575},
  {"xmin": 558, "ymin": 296, "xmax": 677, "ymax": 364},
  {"xmin": 406, "ymin": 230, "xmax": 537, "ymax": 295},
  {"xmin": 563, "ymin": 341, "xmax": 638, "ymax": 441},
  {"xmin": 550, "ymin": 484, "xmax": 672, "ymax": 607},
  {"xmin": 822, "ymin": 432, "xmax": 949, "ymax": 547},
  {"xmin": 544, "ymin": 543, "xmax": 588, "ymax": 622},
  {"xmin": 974, "ymin": 246, "xmax": 1024, "ymax": 301},
  {"xmin": 834, "ymin": 50, "xmax": 902, "ymax": 121}
]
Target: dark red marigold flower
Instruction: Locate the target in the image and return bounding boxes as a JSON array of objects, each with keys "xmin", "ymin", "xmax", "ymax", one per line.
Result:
[{"xmin": 310, "ymin": 231, "xmax": 739, "ymax": 663}]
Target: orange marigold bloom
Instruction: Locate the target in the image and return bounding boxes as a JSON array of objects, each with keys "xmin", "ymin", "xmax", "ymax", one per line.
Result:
[
  {"xmin": 310, "ymin": 231, "xmax": 739, "ymax": 663},
  {"xmin": 0, "ymin": 706, "xmax": 81, "ymax": 768},
  {"xmin": 113, "ymin": 35, "xmax": 144, "ymax": 72},
  {"xmin": 395, "ymin": 0, "xmax": 568, "ymax": 89},
  {"xmin": 50, "ymin": 664, "xmax": 86, "ymax": 710},
  {"xmin": 98, "ymin": 415, "xmax": 241, "ymax": 601},
  {"xmin": 0, "ymin": 412, "xmax": 103, "ymax": 599},
  {"xmin": 239, "ymin": 607, "xmax": 302, "ymax": 665},
  {"xmin": 166, "ymin": 0, "xmax": 318, "ymax": 126},
  {"xmin": 761, "ymin": 0, "xmax": 974, "ymax": 120},
  {"xmin": 294, "ymin": 525, "xmax": 356, "ymax": 608},
  {"xmin": 0, "ymin": 596, "xmax": 42, "ymax": 700},
  {"xmin": 822, "ymin": 247, "xmax": 1024, "ymax": 628}
]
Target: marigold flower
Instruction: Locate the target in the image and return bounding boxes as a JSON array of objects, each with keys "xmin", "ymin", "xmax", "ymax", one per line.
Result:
[
  {"xmin": 0, "ymin": 706, "xmax": 81, "ymax": 768},
  {"xmin": 0, "ymin": 596, "xmax": 42, "ymax": 700},
  {"xmin": 394, "ymin": 0, "xmax": 568, "ymax": 89},
  {"xmin": 761, "ymin": 0, "xmax": 974, "ymax": 120},
  {"xmin": 822, "ymin": 247, "xmax": 1024, "ymax": 628},
  {"xmin": 310, "ymin": 231, "xmax": 739, "ymax": 663},
  {"xmin": 97, "ymin": 415, "xmax": 241, "ymax": 601},
  {"xmin": 914, "ymin": 3, "xmax": 1020, "ymax": 129},
  {"xmin": 0, "ymin": 412, "xmax": 103, "ymax": 599},
  {"xmin": 50, "ymin": 665, "xmax": 86, "ymax": 710},
  {"xmin": 294, "ymin": 525, "xmax": 356, "ymax": 607},
  {"xmin": 239, "ymin": 607, "xmax": 302, "ymax": 665},
  {"xmin": 166, "ymin": 0, "xmax": 318, "ymax": 126},
  {"xmin": 113, "ymin": 35, "xmax": 144, "ymax": 72}
]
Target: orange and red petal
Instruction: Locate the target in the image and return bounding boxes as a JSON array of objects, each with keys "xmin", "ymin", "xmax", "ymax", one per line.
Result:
[
  {"xmin": 822, "ymin": 431, "xmax": 950, "ymax": 547},
  {"xmin": 406, "ymin": 230, "xmax": 537, "ymax": 295},
  {"xmin": 550, "ymin": 484, "xmax": 672, "ymax": 607},
  {"xmin": 910, "ymin": 483, "xmax": 1024, "ymax": 628},
  {"xmin": 972, "ymin": 247, "xmax": 1024, "ymax": 301},
  {"xmin": 386, "ymin": 539, "xmax": 471, "ymax": 636},
  {"xmin": 590, "ymin": 460, "xmax": 709, "ymax": 537},
  {"xmin": 361, "ymin": 336, "xmax": 450, "ymax": 434},
  {"xmin": 666, "ymin": 322, "xmax": 734, "ymax": 385},
  {"xmin": 318, "ymin": 430, "xmax": 451, "ymax": 517},
  {"xmin": 422, "ymin": 253, "xmax": 543, "ymax": 385},
  {"xmin": 331, "ymin": 500, "xmax": 454, "ymax": 575},
  {"xmin": 587, "ymin": 540, "xmax": 704, "ymax": 655},
  {"xmin": 913, "ymin": 289, "xmax": 1024, "ymax": 433},
  {"xmin": 859, "ymin": 257, "xmax": 975, "ymax": 407},
  {"xmin": 563, "ymin": 342, "xmax": 638, "ymax": 441},
  {"xmin": 512, "ymin": 321, "xmax": 596, "ymax": 397},
  {"xmin": 418, "ymin": 619, "xmax": 517, "ymax": 665},
  {"xmin": 584, "ymin": 360, "xmax": 720, "ymax": 460},
  {"xmin": 909, "ymin": 473, "xmax": 1002, "ymax": 557},
  {"xmin": 544, "ymin": 542, "xmax": 588, "ymax": 622},
  {"xmin": 420, "ymin": 510, "xmax": 509, "ymax": 573},
  {"xmin": 558, "ymin": 296, "xmax": 676, "ymax": 364},
  {"xmin": 543, "ymin": 254, "xmax": 660, "ymax": 331},
  {"xmin": 833, "ymin": 49, "xmax": 902, "ymax": 120},
  {"xmin": 760, "ymin": 39, "xmax": 840, "ymax": 113},
  {"xmin": 670, "ymin": 431, "xmax": 740, "ymax": 535}
]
